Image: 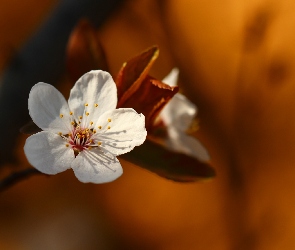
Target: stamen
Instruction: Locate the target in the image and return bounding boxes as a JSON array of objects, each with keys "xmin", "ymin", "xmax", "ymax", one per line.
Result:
[
  {"xmin": 71, "ymin": 121, "xmax": 75, "ymax": 125},
  {"xmin": 93, "ymin": 129, "xmax": 96, "ymax": 133},
  {"xmin": 98, "ymin": 126, "xmax": 102, "ymax": 129},
  {"xmin": 58, "ymin": 132, "xmax": 62, "ymax": 136},
  {"xmin": 98, "ymin": 142, "xmax": 102, "ymax": 146},
  {"xmin": 79, "ymin": 116, "xmax": 82, "ymax": 120},
  {"xmin": 65, "ymin": 144, "xmax": 69, "ymax": 147},
  {"xmin": 85, "ymin": 112, "xmax": 89, "ymax": 116},
  {"xmin": 60, "ymin": 114, "xmax": 63, "ymax": 118},
  {"xmin": 107, "ymin": 126, "xmax": 111, "ymax": 129},
  {"xmin": 85, "ymin": 103, "xmax": 88, "ymax": 107},
  {"xmin": 88, "ymin": 146, "xmax": 92, "ymax": 150},
  {"xmin": 94, "ymin": 103, "xmax": 98, "ymax": 107},
  {"xmin": 70, "ymin": 111, "xmax": 73, "ymax": 115},
  {"xmin": 90, "ymin": 121, "xmax": 93, "ymax": 125},
  {"xmin": 108, "ymin": 118, "xmax": 112, "ymax": 122}
]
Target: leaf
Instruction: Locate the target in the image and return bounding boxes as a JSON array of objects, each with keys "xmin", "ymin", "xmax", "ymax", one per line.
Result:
[
  {"xmin": 20, "ymin": 120, "xmax": 41, "ymax": 134},
  {"xmin": 120, "ymin": 138, "xmax": 215, "ymax": 182},
  {"xmin": 120, "ymin": 76, "xmax": 178, "ymax": 130},
  {"xmin": 116, "ymin": 46, "xmax": 159, "ymax": 105},
  {"xmin": 66, "ymin": 19, "xmax": 108, "ymax": 82}
]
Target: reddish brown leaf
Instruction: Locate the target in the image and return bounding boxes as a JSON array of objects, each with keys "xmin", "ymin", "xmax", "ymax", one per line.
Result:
[
  {"xmin": 116, "ymin": 46, "xmax": 159, "ymax": 106},
  {"xmin": 66, "ymin": 19, "xmax": 108, "ymax": 82},
  {"xmin": 120, "ymin": 76, "xmax": 178, "ymax": 130},
  {"xmin": 120, "ymin": 138, "xmax": 215, "ymax": 182}
]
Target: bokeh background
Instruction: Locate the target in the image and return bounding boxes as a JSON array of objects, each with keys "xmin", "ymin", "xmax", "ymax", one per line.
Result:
[{"xmin": 1, "ymin": 0, "xmax": 295, "ymax": 249}]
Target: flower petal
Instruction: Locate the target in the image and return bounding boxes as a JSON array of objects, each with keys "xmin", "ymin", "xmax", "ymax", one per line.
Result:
[
  {"xmin": 68, "ymin": 70, "xmax": 117, "ymax": 126},
  {"xmin": 71, "ymin": 149, "xmax": 123, "ymax": 183},
  {"xmin": 24, "ymin": 131, "xmax": 74, "ymax": 174},
  {"xmin": 94, "ymin": 108, "xmax": 147, "ymax": 156},
  {"xmin": 166, "ymin": 128, "xmax": 210, "ymax": 162},
  {"xmin": 162, "ymin": 68, "xmax": 179, "ymax": 87},
  {"xmin": 160, "ymin": 93, "xmax": 197, "ymax": 131},
  {"xmin": 28, "ymin": 83, "xmax": 72, "ymax": 133}
]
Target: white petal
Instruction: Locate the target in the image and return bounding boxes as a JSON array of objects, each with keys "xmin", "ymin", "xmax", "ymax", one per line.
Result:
[
  {"xmin": 93, "ymin": 108, "xmax": 147, "ymax": 156},
  {"xmin": 71, "ymin": 150, "xmax": 123, "ymax": 183},
  {"xmin": 28, "ymin": 83, "xmax": 72, "ymax": 133},
  {"xmin": 162, "ymin": 68, "xmax": 179, "ymax": 87},
  {"xmin": 24, "ymin": 131, "xmax": 74, "ymax": 174},
  {"xmin": 161, "ymin": 93, "xmax": 197, "ymax": 131},
  {"xmin": 166, "ymin": 128, "xmax": 210, "ymax": 162},
  {"xmin": 68, "ymin": 70, "xmax": 117, "ymax": 127}
]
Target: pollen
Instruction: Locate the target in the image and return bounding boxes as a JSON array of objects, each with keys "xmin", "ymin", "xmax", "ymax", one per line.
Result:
[
  {"xmin": 94, "ymin": 103, "xmax": 98, "ymax": 107},
  {"xmin": 98, "ymin": 126, "xmax": 102, "ymax": 129},
  {"xmin": 79, "ymin": 116, "xmax": 82, "ymax": 120},
  {"xmin": 97, "ymin": 142, "xmax": 102, "ymax": 146},
  {"xmin": 58, "ymin": 132, "xmax": 62, "ymax": 136},
  {"xmin": 85, "ymin": 103, "xmax": 88, "ymax": 106},
  {"xmin": 93, "ymin": 129, "xmax": 96, "ymax": 133},
  {"xmin": 108, "ymin": 118, "xmax": 111, "ymax": 122},
  {"xmin": 85, "ymin": 112, "xmax": 89, "ymax": 116},
  {"xmin": 90, "ymin": 121, "xmax": 93, "ymax": 125},
  {"xmin": 60, "ymin": 114, "xmax": 63, "ymax": 118},
  {"xmin": 70, "ymin": 111, "xmax": 73, "ymax": 115},
  {"xmin": 71, "ymin": 121, "xmax": 75, "ymax": 125},
  {"xmin": 107, "ymin": 126, "xmax": 111, "ymax": 129},
  {"xmin": 65, "ymin": 144, "xmax": 69, "ymax": 147}
]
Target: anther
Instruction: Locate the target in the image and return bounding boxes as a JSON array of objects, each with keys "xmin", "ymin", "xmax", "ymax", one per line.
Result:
[
  {"xmin": 85, "ymin": 103, "xmax": 88, "ymax": 106},
  {"xmin": 79, "ymin": 116, "xmax": 82, "ymax": 119},
  {"xmin": 94, "ymin": 104, "xmax": 98, "ymax": 107},
  {"xmin": 70, "ymin": 111, "xmax": 73, "ymax": 115},
  {"xmin": 58, "ymin": 132, "xmax": 62, "ymax": 136},
  {"xmin": 88, "ymin": 146, "xmax": 92, "ymax": 150},
  {"xmin": 98, "ymin": 126, "xmax": 102, "ymax": 129},
  {"xmin": 90, "ymin": 121, "xmax": 93, "ymax": 125},
  {"xmin": 85, "ymin": 112, "xmax": 89, "ymax": 116},
  {"xmin": 71, "ymin": 121, "xmax": 75, "ymax": 125},
  {"xmin": 93, "ymin": 130, "xmax": 96, "ymax": 133},
  {"xmin": 60, "ymin": 114, "xmax": 63, "ymax": 118},
  {"xmin": 66, "ymin": 144, "xmax": 69, "ymax": 147},
  {"xmin": 108, "ymin": 118, "xmax": 111, "ymax": 122},
  {"xmin": 107, "ymin": 126, "xmax": 111, "ymax": 129},
  {"xmin": 97, "ymin": 142, "xmax": 102, "ymax": 146}
]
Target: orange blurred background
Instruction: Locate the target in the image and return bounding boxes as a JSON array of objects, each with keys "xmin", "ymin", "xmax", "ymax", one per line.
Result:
[{"xmin": 1, "ymin": 0, "xmax": 295, "ymax": 249}]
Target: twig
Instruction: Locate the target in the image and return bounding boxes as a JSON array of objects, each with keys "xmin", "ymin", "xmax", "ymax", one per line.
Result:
[{"xmin": 0, "ymin": 168, "xmax": 41, "ymax": 192}]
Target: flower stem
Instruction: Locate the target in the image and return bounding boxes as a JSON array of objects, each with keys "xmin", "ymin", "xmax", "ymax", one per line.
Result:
[{"xmin": 0, "ymin": 168, "xmax": 41, "ymax": 192}]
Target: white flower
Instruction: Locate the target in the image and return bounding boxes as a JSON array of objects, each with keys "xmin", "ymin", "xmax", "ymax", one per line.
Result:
[
  {"xmin": 24, "ymin": 70, "xmax": 147, "ymax": 183},
  {"xmin": 161, "ymin": 68, "xmax": 210, "ymax": 162}
]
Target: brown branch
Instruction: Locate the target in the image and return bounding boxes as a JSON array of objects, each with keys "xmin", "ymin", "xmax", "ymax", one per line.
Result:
[{"xmin": 0, "ymin": 168, "xmax": 42, "ymax": 192}]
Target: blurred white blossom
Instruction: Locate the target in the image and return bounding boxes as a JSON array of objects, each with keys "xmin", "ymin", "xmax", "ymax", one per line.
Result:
[{"xmin": 161, "ymin": 68, "xmax": 210, "ymax": 162}]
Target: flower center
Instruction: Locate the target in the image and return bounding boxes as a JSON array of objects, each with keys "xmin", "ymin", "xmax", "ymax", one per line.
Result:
[
  {"xmin": 58, "ymin": 110, "xmax": 112, "ymax": 156},
  {"xmin": 69, "ymin": 126, "xmax": 94, "ymax": 155}
]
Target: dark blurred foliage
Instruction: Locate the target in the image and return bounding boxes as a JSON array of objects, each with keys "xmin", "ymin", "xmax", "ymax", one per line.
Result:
[{"xmin": 0, "ymin": 0, "xmax": 125, "ymax": 164}]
